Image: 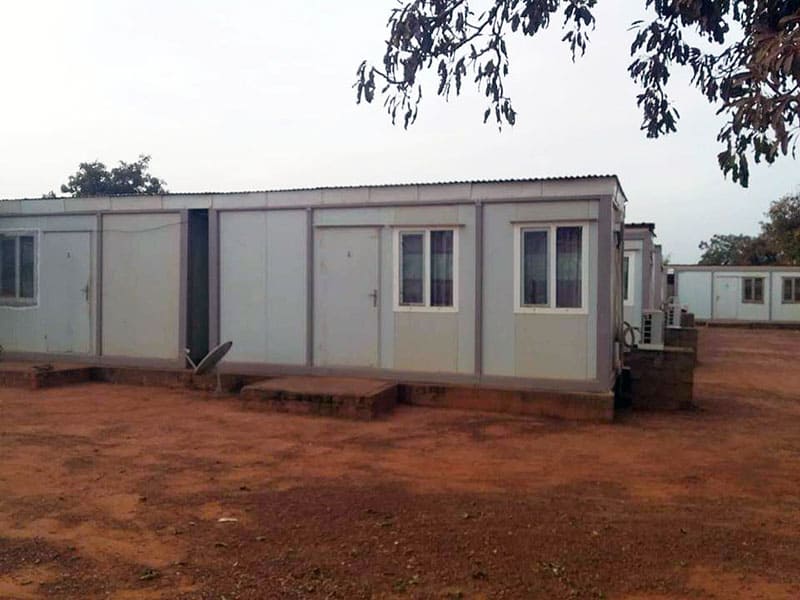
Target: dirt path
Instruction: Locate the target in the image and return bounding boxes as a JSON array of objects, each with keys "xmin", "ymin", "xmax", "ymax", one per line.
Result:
[{"xmin": 1, "ymin": 328, "xmax": 800, "ymax": 599}]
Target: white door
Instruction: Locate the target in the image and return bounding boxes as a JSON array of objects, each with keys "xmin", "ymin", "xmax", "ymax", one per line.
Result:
[
  {"xmin": 41, "ymin": 232, "xmax": 92, "ymax": 353},
  {"xmin": 314, "ymin": 227, "xmax": 380, "ymax": 367},
  {"xmin": 714, "ymin": 276, "xmax": 738, "ymax": 320}
]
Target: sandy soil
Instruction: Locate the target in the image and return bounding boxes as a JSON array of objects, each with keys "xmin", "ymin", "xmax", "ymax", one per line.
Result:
[{"xmin": 1, "ymin": 328, "xmax": 800, "ymax": 599}]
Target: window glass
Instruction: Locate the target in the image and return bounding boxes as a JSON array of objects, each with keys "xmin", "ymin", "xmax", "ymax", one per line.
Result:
[
  {"xmin": 20, "ymin": 236, "xmax": 35, "ymax": 299},
  {"xmin": 522, "ymin": 230, "xmax": 548, "ymax": 305},
  {"xmin": 0, "ymin": 237, "xmax": 16, "ymax": 297},
  {"xmin": 743, "ymin": 278, "xmax": 753, "ymax": 302},
  {"xmin": 556, "ymin": 226, "xmax": 582, "ymax": 308},
  {"xmin": 623, "ymin": 256, "xmax": 630, "ymax": 302},
  {"xmin": 784, "ymin": 278, "xmax": 793, "ymax": 302},
  {"xmin": 430, "ymin": 230, "xmax": 453, "ymax": 307},
  {"xmin": 753, "ymin": 277, "xmax": 764, "ymax": 302},
  {"xmin": 795, "ymin": 278, "xmax": 800, "ymax": 302},
  {"xmin": 400, "ymin": 233, "xmax": 424, "ymax": 305}
]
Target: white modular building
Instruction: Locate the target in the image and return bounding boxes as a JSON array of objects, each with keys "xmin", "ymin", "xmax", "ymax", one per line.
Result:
[
  {"xmin": 672, "ymin": 265, "xmax": 800, "ymax": 323},
  {"xmin": 0, "ymin": 176, "xmax": 628, "ymax": 396},
  {"xmin": 623, "ymin": 223, "xmax": 665, "ymax": 339}
]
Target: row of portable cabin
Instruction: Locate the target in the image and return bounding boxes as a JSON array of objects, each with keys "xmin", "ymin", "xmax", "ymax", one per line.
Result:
[{"xmin": 0, "ymin": 176, "xmax": 626, "ymax": 395}]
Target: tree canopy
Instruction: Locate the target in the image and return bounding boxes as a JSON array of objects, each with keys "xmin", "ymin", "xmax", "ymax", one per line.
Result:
[
  {"xmin": 355, "ymin": 1, "xmax": 800, "ymax": 187},
  {"xmin": 50, "ymin": 155, "xmax": 167, "ymax": 198},
  {"xmin": 698, "ymin": 193, "xmax": 800, "ymax": 265}
]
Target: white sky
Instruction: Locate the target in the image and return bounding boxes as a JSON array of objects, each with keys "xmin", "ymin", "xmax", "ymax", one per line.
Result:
[{"xmin": 0, "ymin": 1, "xmax": 797, "ymax": 263}]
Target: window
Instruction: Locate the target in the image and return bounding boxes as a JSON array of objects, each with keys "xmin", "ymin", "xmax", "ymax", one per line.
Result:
[
  {"xmin": 514, "ymin": 223, "xmax": 587, "ymax": 313},
  {"xmin": 742, "ymin": 277, "xmax": 764, "ymax": 304},
  {"xmin": 0, "ymin": 232, "xmax": 37, "ymax": 306},
  {"xmin": 783, "ymin": 277, "xmax": 800, "ymax": 304},
  {"xmin": 623, "ymin": 252, "xmax": 635, "ymax": 305},
  {"xmin": 522, "ymin": 229, "xmax": 548, "ymax": 305},
  {"xmin": 395, "ymin": 228, "xmax": 458, "ymax": 311}
]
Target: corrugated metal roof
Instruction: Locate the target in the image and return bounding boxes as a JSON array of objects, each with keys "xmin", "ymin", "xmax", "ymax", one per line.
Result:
[
  {"xmin": 0, "ymin": 174, "xmax": 621, "ymax": 202},
  {"xmin": 625, "ymin": 222, "xmax": 656, "ymax": 231}
]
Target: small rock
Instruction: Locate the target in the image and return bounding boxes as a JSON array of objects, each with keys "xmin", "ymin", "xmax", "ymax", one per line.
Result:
[{"xmin": 139, "ymin": 569, "xmax": 160, "ymax": 581}]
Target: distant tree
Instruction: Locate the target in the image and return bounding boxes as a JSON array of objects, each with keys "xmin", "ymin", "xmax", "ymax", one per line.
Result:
[
  {"xmin": 762, "ymin": 193, "xmax": 800, "ymax": 264},
  {"xmin": 698, "ymin": 234, "xmax": 774, "ymax": 266},
  {"xmin": 50, "ymin": 155, "xmax": 167, "ymax": 198},
  {"xmin": 355, "ymin": 1, "xmax": 800, "ymax": 187},
  {"xmin": 698, "ymin": 193, "xmax": 800, "ymax": 265}
]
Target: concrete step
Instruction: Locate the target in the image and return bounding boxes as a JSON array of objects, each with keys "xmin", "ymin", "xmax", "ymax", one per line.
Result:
[
  {"xmin": 240, "ymin": 376, "xmax": 397, "ymax": 420},
  {"xmin": 0, "ymin": 362, "xmax": 93, "ymax": 389}
]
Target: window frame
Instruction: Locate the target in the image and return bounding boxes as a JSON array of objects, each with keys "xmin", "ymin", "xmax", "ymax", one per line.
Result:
[
  {"xmin": 741, "ymin": 276, "xmax": 765, "ymax": 304},
  {"xmin": 623, "ymin": 251, "xmax": 636, "ymax": 306},
  {"xmin": 0, "ymin": 230, "xmax": 39, "ymax": 308},
  {"xmin": 393, "ymin": 227, "xmax": 459, "ymax": 313},
  {"xmin": 513, "ymin": 222, "xmax": 589, "ymax": 315},
  {"xmin": 782, "ymin": 277, "xmax": 800, "ymax": 304}
]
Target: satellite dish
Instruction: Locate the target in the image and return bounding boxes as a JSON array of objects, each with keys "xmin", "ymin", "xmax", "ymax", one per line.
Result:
[
  {"xmin": 185, "ymin": 341, "xmax": 233, "ymax": 394},
  {"xmin": 192, "ymin": 341, "xmax": 233, "ymax": 375}
]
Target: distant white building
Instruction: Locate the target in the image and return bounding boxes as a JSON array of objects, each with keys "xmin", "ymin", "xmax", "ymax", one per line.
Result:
[{"xmin": 671, "ymin": 265, "xmax": 800, "ymax": 323}]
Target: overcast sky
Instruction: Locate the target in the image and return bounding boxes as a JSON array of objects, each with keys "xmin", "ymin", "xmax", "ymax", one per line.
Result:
[{"xmin": 1, "ymin": 1, "xmax": 797, "ymax": 263}]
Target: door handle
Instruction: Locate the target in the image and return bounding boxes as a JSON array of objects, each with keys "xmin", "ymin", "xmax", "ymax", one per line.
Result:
[
  {"xmin": 369, "ymin": 289, "xmax": 378, "ymax": 307},
  {"xmin": 82, "ymin": 283, "xmax": 90, "ymax": 303}
]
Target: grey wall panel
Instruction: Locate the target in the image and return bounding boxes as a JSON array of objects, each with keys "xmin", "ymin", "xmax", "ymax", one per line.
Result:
[
  {"xmin": 514, "ymin": 314, "xmax": 590, "ymax": 379},
  {"xmin": 481, "ymin": 203, "xmax": 597, "ymax": 381},
  {"xmin": 379, "ymin": 226, "xmax": 395, "ymax": 369},
  {"xmin": 772, "ymin": 272, "xmax": 800, "ymax": 322},
  {"xmin": 586, "ymin": 220, "xmax": 599, "ymax": 379},
  {"xmin": 456, "ymin": 204, "xmax": 476, "ymax": 374},
  {"xmin": 220, "ymin": 212, "xmax": 269, "ymax": 362},
  {"xmin": 265, "ymin": 211, "xmax": 307, "ymax": 364},
  {"xmin": 481, "ymin": 204, "xmax": 517, "ymax": 377},
  {"xmin": 102, "ymin": 213, "xmax": 181, "ymax": 359},
  {"xmin": 677, "ymin": 271, "xmax": 712, "ymax": 319},
  {"xmin": 393, "ymin": 312, "xmax": 460, "ymax": 372}
]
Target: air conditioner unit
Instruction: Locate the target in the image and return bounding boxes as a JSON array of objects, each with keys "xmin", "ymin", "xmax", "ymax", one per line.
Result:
[
  {"xmin": 665, "ymin": 297, "xmax": 682, "ymax": 329},
  {"xmin": 640, "ymin": 310, "xmax": 665, "ymax": 350}
]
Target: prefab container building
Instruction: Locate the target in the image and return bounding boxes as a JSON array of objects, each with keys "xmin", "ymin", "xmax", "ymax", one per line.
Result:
[
  {"xmin": 623, "ymin": 223, "xmax": 665, "ymax": 339},
  {"xmin": 0, "ymin": 176, "xmax": 627, "ymax": 396},
  {"xmin": 672, "ymin": 265, "xmax": 800, "ymax": 324}
]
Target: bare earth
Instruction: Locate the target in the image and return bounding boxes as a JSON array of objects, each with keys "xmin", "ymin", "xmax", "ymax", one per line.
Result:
[{"xmin": 1, "ymin": 328, "xmax": 800, "ymax": 600}]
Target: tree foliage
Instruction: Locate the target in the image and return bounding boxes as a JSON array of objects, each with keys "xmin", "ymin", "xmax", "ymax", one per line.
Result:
[
  {"xmin": 698, "ymin": 192, "xmax": 800, "ymax": 265},
  {"xmin": 762, "ymin": 193, "xmax": 800, "ymax": 263},
  {"xmin": 355, "ymin": 0, "xmax": 800, "ymax": 187},
  {"xmin": 698, "ymin": 233, "xmax": 777, "ymax": 265},
  {"xmin": 53, "ymin": 155, "xmax": 167, "ymax": 198}
]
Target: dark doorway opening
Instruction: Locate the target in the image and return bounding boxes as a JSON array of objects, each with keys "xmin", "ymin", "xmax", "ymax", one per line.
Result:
[{"xmin": 187, "ymin": 210, "xmax": 209, "ymax": 365}]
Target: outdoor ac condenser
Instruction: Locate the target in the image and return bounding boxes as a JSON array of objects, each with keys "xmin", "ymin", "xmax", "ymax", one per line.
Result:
[
  {"xmin": 639, "ymin": 310, "xmax": 665, "ymax": 350},
  {"xmin": 665, "ymin": 297, "xmax": 683, "ymax": 329}
]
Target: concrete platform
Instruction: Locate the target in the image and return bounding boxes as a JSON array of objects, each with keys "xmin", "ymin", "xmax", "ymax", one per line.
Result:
[
  {"xmin": 240, "ymin": 376, "xmax": 397, "ymax": 420},
  {"xmin": 401, "ymin": 384, "xmax": 615, "ymax": 422},
  {"xmin": 0, "ymin": 361, "xmax": 93, "ymax": 389}
]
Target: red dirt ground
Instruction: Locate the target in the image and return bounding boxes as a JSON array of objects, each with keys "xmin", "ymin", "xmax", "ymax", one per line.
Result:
[{"xmin": 1, "ymin": 328, "xmax": 800, "ymax": 599}]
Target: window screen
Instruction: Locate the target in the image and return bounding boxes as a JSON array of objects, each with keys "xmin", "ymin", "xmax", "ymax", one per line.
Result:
[{"xmin": 522, "ymin": 230, "xmax": 548, "ymax": 306}]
